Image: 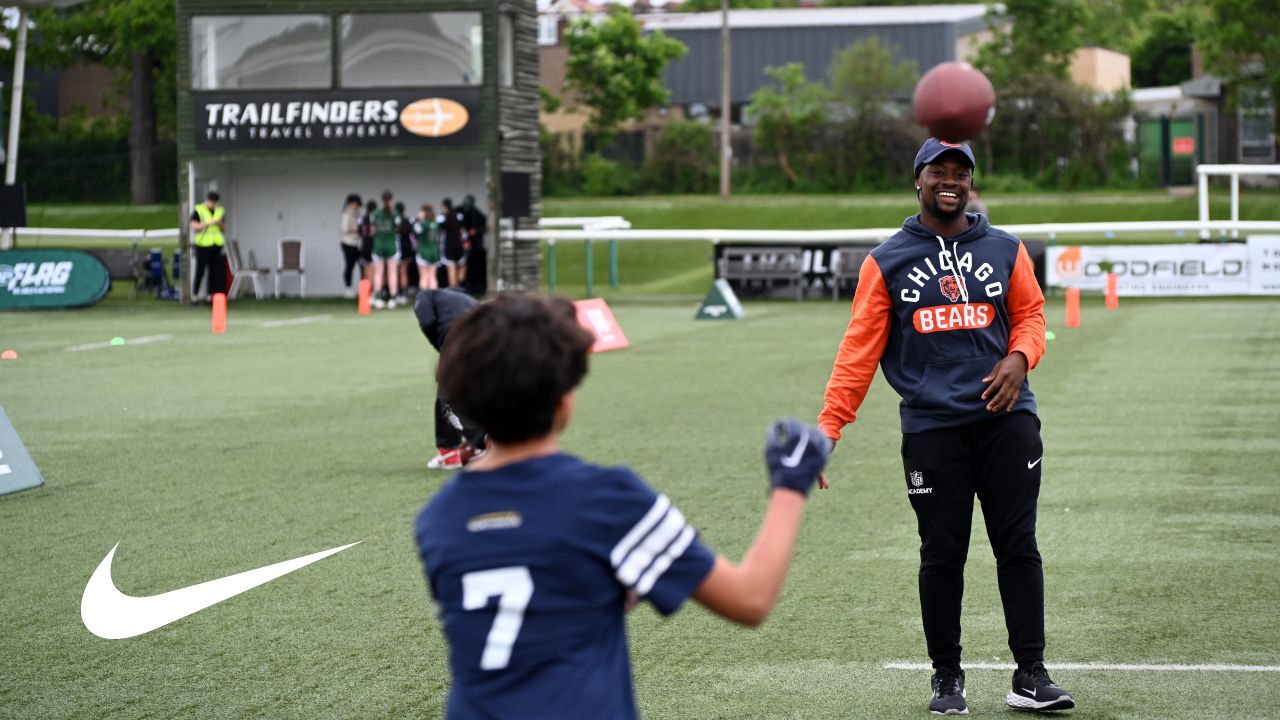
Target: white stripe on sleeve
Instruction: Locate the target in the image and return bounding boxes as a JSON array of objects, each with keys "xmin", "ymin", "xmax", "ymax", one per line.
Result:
[
  {"xmin": 634, "ymin": 525, "xmax": 696, "ymax": 596},
  {"xmin": 610, "ymin": 494, "xmax": 671, "ymax": 567},
  {"xmin": 615, "ymin": 507, "xmax": 687, "ymax": 587}
]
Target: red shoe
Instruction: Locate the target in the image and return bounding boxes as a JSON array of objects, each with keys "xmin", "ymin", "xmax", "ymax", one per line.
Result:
[{"xmin": 428, "ymin": 448, "xmax": 464, "ymax": 470}]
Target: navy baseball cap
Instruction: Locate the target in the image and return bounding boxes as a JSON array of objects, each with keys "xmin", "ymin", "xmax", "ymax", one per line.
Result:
[{"xmin": 914, "ymin": 138, "xmax": 976, "ymax": 177}]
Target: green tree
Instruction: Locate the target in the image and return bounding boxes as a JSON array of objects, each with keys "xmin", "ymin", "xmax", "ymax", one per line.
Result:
[
  {"xmin": 31, "ymin": 0, "xmax": 176, "ymax": 204},
  {"xmin": 825, "ymin": 37, "xmax": 918, "ymax": 191},
  {"xmin": 1130, "ymin": 7, "xmax": 1204, "ymax": 87},
  {"xmin": 746, "ymin": 63, "xmax": 828, "ymax": 186},
  {"xmin": 1199, "ymin": 0, "xmax": 1280, "ymax": 139},
  {"xmin": 564, "ymin": 6, "xmax": 687, "ymax": 142},
  {"xmin": 827, "ymin": 36, "xmax": 917, "ymax": 119},
  {"xmin": 976, "ymin": 0, "xmax": 1088, "ymax": 89}
]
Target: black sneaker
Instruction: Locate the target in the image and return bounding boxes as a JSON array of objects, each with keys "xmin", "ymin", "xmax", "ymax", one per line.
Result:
[
  {"xmin": 1007, "ymin": 663, "xmax": 1075, "ymax": 711},
  {"xmin": 929, "ymin": 667, "xmax": 968, "ymax": 715}
]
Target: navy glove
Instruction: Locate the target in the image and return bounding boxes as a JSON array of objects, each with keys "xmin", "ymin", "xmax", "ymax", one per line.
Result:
[{"xmin": 764, "ymin": 419, "xmax": 831, "ymax": 496}]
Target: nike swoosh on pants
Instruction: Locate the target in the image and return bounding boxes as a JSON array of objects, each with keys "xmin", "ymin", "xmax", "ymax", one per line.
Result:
[{"xmin": 81, "ymin": 541, "xmax": 360, "ymax": 639}]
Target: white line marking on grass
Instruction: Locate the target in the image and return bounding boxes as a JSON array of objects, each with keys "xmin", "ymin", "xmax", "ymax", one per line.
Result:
[
  {"xmin": 257, "ymin": 314, "xmax": 332, "ymax": 329},
  {"xmin": 882, "ymin": 662, "xmax": 1280, "ymax": 673},
  {"xmin": 66, "ymin": 334, "xmax": 174, "ymax": 352}
]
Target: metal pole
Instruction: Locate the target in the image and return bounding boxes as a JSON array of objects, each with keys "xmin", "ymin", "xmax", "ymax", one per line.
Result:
[
  {"xmin": 1197, "ymin": 167, "xmax": 1209, "ymax": 240},
  {"xmin": 608, "ymin": 239, "xmax": 618, "ymax": 288},
  {"xmin": 584, "ymin": 240, "xmax": 594, "ymax": 297},
  {"xmin": 718, "ymin": 0, "xmax": 731, "ymax": 198},
  {"xmin": 5, "ymin": 8, "xmax": 27, "ymax": 186},
  {"xmin": 1230, "ymin": 171, "xmax": 1239, "ymax": 239},
  {"xmin": 547, "ymin": 239, "xmax": 557, "ymax": 292}
]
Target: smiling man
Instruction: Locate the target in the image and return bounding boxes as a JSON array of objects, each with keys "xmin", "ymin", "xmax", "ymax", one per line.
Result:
[{"xmin": 818, "ymin": 138, "xmax": 1074, "ymax": 715}]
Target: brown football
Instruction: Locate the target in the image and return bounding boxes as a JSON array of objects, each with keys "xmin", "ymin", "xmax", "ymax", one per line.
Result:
[{"xmin": 912, "ymin": 62, "xmax": 996, "ymax": 142}]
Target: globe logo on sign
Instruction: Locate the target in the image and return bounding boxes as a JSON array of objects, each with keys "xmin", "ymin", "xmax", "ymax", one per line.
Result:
[{"xmin": 0, "ymin": 265, "xmax": 13, "ymax": 288}]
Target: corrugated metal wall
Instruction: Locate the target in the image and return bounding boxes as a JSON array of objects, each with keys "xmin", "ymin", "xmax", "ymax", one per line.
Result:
[{"xmin": 661, "ymin": 23, "xmax": 956, "ymax": 106}]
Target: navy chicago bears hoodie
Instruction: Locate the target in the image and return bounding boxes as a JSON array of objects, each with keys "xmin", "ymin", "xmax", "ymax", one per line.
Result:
[{"xmin": 819, "ymin": 212, "xmax": 1046, "ymax": 437}]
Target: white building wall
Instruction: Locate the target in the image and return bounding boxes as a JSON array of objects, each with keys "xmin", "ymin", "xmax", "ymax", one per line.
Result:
[{"xmin": 193, "ymin": 156, "xmax": 487, "ymax": 296}]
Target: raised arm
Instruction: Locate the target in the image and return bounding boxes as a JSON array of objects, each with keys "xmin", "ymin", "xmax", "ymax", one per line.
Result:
[{"xmin": 693, "ymin": 420, "xmax": 830, "ymax": 626}]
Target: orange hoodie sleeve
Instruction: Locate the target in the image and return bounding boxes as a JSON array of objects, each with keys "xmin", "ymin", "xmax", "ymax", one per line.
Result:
[
  {"xmin": 1006, "ymin": 241, "xmax": 1046, "ymax": 370},
  {"xmin": 818, "ymin": 255, "xmax": 892, "ymax": 441}
]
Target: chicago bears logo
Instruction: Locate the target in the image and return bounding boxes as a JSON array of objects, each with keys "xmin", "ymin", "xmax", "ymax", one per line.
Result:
[{"xmin": 939, "ymin": 275, "xmax": 962, "ymax": 302}]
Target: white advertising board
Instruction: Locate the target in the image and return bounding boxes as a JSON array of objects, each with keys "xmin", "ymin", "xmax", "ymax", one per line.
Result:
[
  {"xmin": 1247, "ymin": 236, "xmax": 1280, "ymax": 295},
  {"xmin": 1046, "ymin": 243, "xmax": 1251, "ymax": 296}
]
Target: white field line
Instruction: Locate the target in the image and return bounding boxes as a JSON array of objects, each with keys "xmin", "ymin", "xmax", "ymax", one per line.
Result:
[
  {"xmin": 66, "ymin": 334, "xmax": 174, "ymax": 352},
  {"xmin": 882, "ymin": 662, "xmax": 1280, "ymax": 673},
  {"xmin": 257, "ymin": 314, "xmax": 332, "ymax": 329}
]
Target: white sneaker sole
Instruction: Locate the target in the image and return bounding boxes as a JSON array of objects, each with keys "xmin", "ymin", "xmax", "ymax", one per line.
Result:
[
  {"xmin": 1006, "ymin": 691, "xmax": 1075, "ymax": 711},
  {"xmin": 929, "ymin": 709, "xmax": 968, "ymax": 716}
]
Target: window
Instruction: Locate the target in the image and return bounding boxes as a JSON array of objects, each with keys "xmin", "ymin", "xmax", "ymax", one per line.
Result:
[
  {"xmin": 499, "ymin": 14, "xmax": 515, "ymax": 87},
  {"xmin": 1238, "ymin": 85, "xmax": 1276, "ymax": 162},
  {"xmin": 339, "ymin": 13, "xmax": 483, "ymax": 87},
  {"xmin": 191, "ymin": 15, "xmax": 331, "ymax": 90},
  {"xmin": 537, "ymin": 15, "xmax": 558, "ymax": 46}
]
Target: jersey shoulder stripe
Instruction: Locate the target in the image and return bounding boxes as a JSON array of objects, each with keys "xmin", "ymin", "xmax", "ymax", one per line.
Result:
[
  {"xmin": 613, "ymin": 500, "xmax": 688, "ymax": 589},
  {"xmin": 635, "ymin": 525, "xmax": 697, "ymax": 595},
  {"xmin": 610, "ymin": 494, "xmax": 671, "ymax": 567}
]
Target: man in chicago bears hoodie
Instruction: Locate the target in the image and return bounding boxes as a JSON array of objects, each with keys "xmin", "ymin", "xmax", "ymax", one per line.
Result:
[{"xmin": 819, "ymin": 138, "xmax": 1074, "ymax": 715}]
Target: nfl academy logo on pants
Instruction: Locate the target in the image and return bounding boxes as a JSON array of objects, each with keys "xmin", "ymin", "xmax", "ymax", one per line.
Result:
[{"xmin": 908, "ymin": 470, "xmax": 932, "ymax": 495}]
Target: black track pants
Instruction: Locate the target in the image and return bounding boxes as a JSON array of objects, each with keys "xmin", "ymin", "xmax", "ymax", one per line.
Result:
[
  {"xmin": 434, "ymin": 396, "xmax": 486, "ymax": 451},
  {"xmin": 193, "ymin": 245, "xmax": 225, "ymax": 297},
  {"xmin": 901, "ymin": 411, "xmax": 1045, "ymax": 670}
]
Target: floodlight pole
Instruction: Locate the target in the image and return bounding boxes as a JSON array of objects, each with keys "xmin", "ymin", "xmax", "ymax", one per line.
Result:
[
  {"xmin": 0, "ymin": 7, "xmax": 27, "ymax": 250},
  {"xmin": 718, "ymin": 0, "xmax": 731, "ymax": 198},
  {"xmin": 6, "ymin": 7, "xmax": 28, "ymax": 186}
]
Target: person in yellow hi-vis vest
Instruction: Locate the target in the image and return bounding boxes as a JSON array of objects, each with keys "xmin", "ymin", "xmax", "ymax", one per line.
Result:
[{"xmin": 189, "ymin": 191, "xmax": 227, "ymax": 303}]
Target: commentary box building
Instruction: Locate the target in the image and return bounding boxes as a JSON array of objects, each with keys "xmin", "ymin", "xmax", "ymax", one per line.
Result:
[{"xmin": 176, "ymin": 0, "xmax": 541, "ymax": 297}]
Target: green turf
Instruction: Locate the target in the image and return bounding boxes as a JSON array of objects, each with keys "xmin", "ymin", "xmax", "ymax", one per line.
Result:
[{"xmin": 1, "ymin": 296, "xmax": 1278, "ymax": 718}]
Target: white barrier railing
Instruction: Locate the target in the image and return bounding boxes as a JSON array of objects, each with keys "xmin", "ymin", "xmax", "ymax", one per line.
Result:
[
  {"xmin": 509, "ymin": 220, "xmax": 1280, "ymax": 244},
  {"xmin": 1197, "ymin": 164, "xmax": 1280, "ymax": 240},
  {"xmin": 15, "ymin": 227, "xmax": 180, "ymax": 241}
]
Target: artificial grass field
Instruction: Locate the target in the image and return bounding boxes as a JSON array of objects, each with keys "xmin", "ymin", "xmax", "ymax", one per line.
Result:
[{"xmin": 2, "ymin": 295, "xmax": 1279, "ymax": 719}]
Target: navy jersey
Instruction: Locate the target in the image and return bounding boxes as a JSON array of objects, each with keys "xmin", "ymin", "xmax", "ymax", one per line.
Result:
[{"xmin": 416, "ymin": 453, "xmax": 716, "ymax": 720}]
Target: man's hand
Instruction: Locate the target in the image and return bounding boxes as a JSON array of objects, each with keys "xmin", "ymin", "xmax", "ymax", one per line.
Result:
[
  {"xmin": 982, "ymin": 352, "xmax": 1028, "ymax": 412},
  {"xmin": 817, "ymin": 435, "xmax": 837, "ymax": 490},
  {"xmin": 764, "ymin": 419, "xmax": 831, "ymax": 496}
]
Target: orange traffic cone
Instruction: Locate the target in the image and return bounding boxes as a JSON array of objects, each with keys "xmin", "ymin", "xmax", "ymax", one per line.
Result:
[
  {"xmin": 358, "ymin": 279, "xmax": 372, "ymax": 316},
  {"xmin": 212, "ymin": 293, "xmax": 227, "ymax": 334},
  {"xmin": 1105, "ymin": 273, "xmax": 1119, "ymax": 309},
  {"xmin": 1065, "ymin": 287, "xmax": 1080, "ymax": 328}
]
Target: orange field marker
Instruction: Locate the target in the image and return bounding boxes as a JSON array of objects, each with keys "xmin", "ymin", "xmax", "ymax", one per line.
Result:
[
  {"xmin": 358, "ymin": 279, "xmax": 372, "ymax": 316},
  {"xmin": 1105, "ymin": 273, "xmax": 1119, "ymax": 309},
  {"xmin": 1065, "ymin": 287, "xmax": 1081, "ymax": 328},
  {"xmin": 211, "ymin": 293, "xmax": 227, "ymax": 334}
]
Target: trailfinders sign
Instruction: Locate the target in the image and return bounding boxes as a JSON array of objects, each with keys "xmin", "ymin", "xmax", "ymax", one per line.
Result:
[{"xmin": 194, "ymin": 88, "xmax": 481, "ymax": 151}]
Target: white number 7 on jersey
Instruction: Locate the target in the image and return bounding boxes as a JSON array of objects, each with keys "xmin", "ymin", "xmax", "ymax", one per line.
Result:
[{"xmin": 462, "ymin": 566, "xmax": 534, "ymax": 670}]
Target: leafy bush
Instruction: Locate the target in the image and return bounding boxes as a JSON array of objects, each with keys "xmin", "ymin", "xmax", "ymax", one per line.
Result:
[
  {"xmin": 581, "ymin": 153, "xmax": 637, "ymax": 196},
  {"xmin": 641, "ymin": 120, "xmax": 716, "ymax": 194}
]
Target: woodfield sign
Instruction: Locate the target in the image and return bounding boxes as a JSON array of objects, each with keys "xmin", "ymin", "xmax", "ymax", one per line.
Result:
[
  {"xmin": 0, "ymin": 249, "xmax": 111, "ymax": 310},
  {"xmin": 194, "ymin": 87, "xmax": 482, "ymax": 151}
]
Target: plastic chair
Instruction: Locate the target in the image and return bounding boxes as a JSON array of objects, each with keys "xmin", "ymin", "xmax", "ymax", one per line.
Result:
[
  {"xmin": 226, "ymin": 239, "xmax": 270, "ymax": 300},
  {"xmin": 275, "ymin": 237, "xmax": 306, "ymax": 298}
]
